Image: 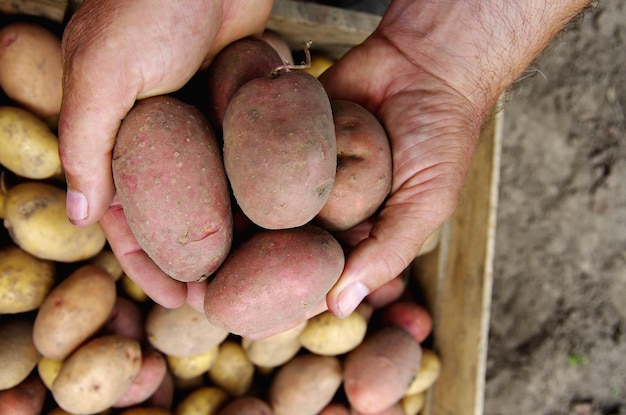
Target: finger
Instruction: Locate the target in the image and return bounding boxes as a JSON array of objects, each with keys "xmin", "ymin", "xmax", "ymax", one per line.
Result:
[
  {"xmin": 100, "ymin": 202, "xmax": 187, "ymax": 309},
  {"xmin": 185, "ymin": 280, "xmax": 208, "ymax": 314},
  {"xmin": 327, "ymin": 195, "xmax": 448, "ymax": 319}
]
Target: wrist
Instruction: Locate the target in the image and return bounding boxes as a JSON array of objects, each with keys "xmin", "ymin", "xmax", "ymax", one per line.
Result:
[{"xmin": 378, "ymin": 0, "xmax": 592, "ymax": 117}]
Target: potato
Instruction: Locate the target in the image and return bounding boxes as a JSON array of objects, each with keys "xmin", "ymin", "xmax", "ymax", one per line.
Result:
[
  {"xmin": 343, "ymin": 327, "xmax": 422, "ymax": 414},
  {"xmin": 365, "ymin": 274, "xmax": 407, "ymax": 309},
  {"xmin": 351, "ymin": 403, "xmax": 406, "ymax": 415},
  {"xmin": 268, "ymin": 354, "xmax": 342, "ymax": 415},
  {"xmin": 380, "ymin": 301, "xmax": 433, "ymax": 343},
  {"xmin": 0, "ymin": 22, "xmax": 62, "ymax": 121},
  {"xmin": 217, "ymin": 397, "xmax": 272, "ymax": 415},
  {"xmin": 204, "ymin": 224, "xmax": 344, "ymax": 337},
  {"xmin": 114, "ymin": 348, "xmax": 168, "ymax": 409},
  {"xmin": 316, "ymin": 100, "xmax": 392, "ymax": 232},
  {"xmin": 0, "ymin": 245, "xmax": 55, "ymax": 313},
  {"xmin": 298, "ymin": 309, "xmax": 367, "ymax": 356},
  {"xmin": 0, "ymin": 375, "xmax": 46, "ymax": 415},
  {"xmin": 318, "ymin": 403, "xmax": 349, "ymax": 415},
  {"xmin": 146, "ymin": 303, "xmax": 229, "ymax": 357},
  {"xmin": 51, "ymin": 335, "xmax": 142, "ymax": 414},
  {"xmin": 120, "ymin": 273, "xmax": 150, "ymax": 302},
  {"xmin": 167, "ymin": 346, "xmax": 219, "ymax": 379},
  {"xmin": 0, "ymin": 106, "xmax": 62, "ymax": 179},
  {"xmin": 260, "ymin": 31, "xmax": 293, "ymax": 65},
  {"xmin": 113, "ymin": 95, "xmax": 232, "ymax": 282},
  {"xmin": 207, "ymin": 341, "xmax": 255, "ymax": 397},
  {"xmin": 241, "ymin": 320, "xmax": 306, "ymax": 368},
  {"xmin": 33, "ymin": 264, "xmax": 117, "ymax": 360},
  {"xmin": 37, "ymin": 356, "xmax": 63, "ymax": 389},
  {"xmin": 118, "ymin": 409, "xmax": 172, "ymax": 415},
  {"xmin": 222, "ymin": 70, "xmax": 336, "ymax": 230},
  {"xmin": 401, "ymin": 392, "xmax": 425, "ymax": 415},
  {"xmin": 0, "ymin": 318, "xmax": 40, "ymax": 390},
  {"xmin": 404, "ymin": 349, "xmax": 442, "ymax": 396},
  {"xmin": 90, "ymin": 249, "xmax": 124, "ymax": 281},
  {"xmin": 103, "ymin": 296, "xmax": 144, "ymax": 341},
  {"xmin": 3, "ymin": 181, "xmax": 106, "ymax": 262},
  {"xmin": 206, "ymin": 36, "xmax": 284, "ymax": 129},
  {"xmin": 174, "ymin": 386, "xmax": 229, "ymax": 415}
]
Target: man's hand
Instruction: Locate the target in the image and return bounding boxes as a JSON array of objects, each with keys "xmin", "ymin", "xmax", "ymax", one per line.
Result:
[
  {"xmin": 58, "ymin": 0, "xmax": 273, "ymax": 310},
  {"xmin": 321, "ymin": 0, "xmax": 592, "ymax": 318}
]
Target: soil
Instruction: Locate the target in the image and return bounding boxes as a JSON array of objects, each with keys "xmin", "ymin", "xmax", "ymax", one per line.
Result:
[{"xmin": 485, "ymin": 1, "xmax": 626, "ymax": 414}]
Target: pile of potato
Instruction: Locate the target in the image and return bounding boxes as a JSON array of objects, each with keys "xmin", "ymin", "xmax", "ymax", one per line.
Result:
[{"xmin": 0, "ymin": 15, "xmax": 442, "ymax": 415}]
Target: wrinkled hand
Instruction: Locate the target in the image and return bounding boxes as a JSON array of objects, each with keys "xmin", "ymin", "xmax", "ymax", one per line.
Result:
[
  {"xmin": 58, "ymin": 0, "xmax": 273, "ymax": 310},
  {"xmin": 319, "ymin": 10, "xmax": 497, "ymax": 319}
]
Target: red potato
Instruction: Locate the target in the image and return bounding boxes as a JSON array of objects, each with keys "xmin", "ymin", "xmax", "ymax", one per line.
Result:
[
  {"xmin": 380, "ymin": 301, "xmax": 433, "ymax": 343},
  {"xmin": 319, "ymin": 403, "xmax": 350, "ymax": 415},
  {"xmin": 113, "ymin": 95, "xmax": 232, "ymax": 282},
  {"xmin": 114, "ymin": 348, "xmax": 168, "ymax": 408},
  {"xmin": 343, "ymin": 327, "xmax": 422, "ymax": 414},
  {"xmin": 223, "ymin": 70, "xmax": 336, "ymax": 230},
  {"xmin": 316, "ymin": 100, "xmax": 392, "ymax": 232},
  {"xmin": 206, "ymin": 36, "xmax": 284, "ymax": 129},
  {"xmin": 365, "ymin": 274, "xmax": 407, "ymax": 309},
  {"xmin": 0, "ymin": 375, "xmax": 46, "ymax": 415},
  {"xmin": 217, "ymin": 396, "xmax": 273, "ymax": 415},
  {"xmin": 204, "ymin": 224, "xmax": 344, "ymax": 338},
  {"xmin": 104, "ymin": 296, "xmax": 145, "ymax": 341}
]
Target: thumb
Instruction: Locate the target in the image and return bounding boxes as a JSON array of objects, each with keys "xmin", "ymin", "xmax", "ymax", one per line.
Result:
[
  {"xmin": 58, "ymin": 67, "xmax": 138, "ymax": 226},
  {"xmin": 326, "ymin": 188, "xmax": 456, "ymax": 319}
]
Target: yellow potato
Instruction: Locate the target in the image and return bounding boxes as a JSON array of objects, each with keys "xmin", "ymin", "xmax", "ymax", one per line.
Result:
[
  {"xmin": 174, "ymin": 386, "xmax": 229, "ymax": 415},
  {"xmin": 51, "ymin": 335, "xmax": 142, "ymax": 415},
  {"xmin": 0, "ymin": 106, "xmax": 62, "ymax": 180},
  {"xmin": 0, "ymin": 317, "xmax": 40, "ymax": 390},
  {"xmin": 299, "ymin": 309, "xmax": 368, "ymax": 356},
  {"xmin": 0, "ymin": 22, "xmax": 63, "ymax": 120},
  {"xmin": 242, "ymin": 335, "xmax": 301, "ymax": 369},
  {"xmin": 304, "ymin": 54, "xmax": 334, "ymax": 78},
  {"xmin": 167, "ymin": 346, "xmax": 219, "ymax": 380},
  {"xmin": 33, "ymin": 264, "xmax": 117, "ymax": 360},
  {"xmin": 90, "ymin": 249, "xmax": 124, "ymax": 281},
  {"xmin": 0, "ymin": 245, "xmax": 55, "ymax": 313},
  {"xmin": 241, "ymin": 320, "xmax": 306, "ymax": 368},
  {"xmin": 208, "ymin": 341, "xmax": 254, "ymax": 397},
  {"xmin": 146, "ymin": 303, "xmax": 229, "ymax": 357},
  {"xmin": 401, "ymin": 392, "xmax": 425, "ymax": 415},
  {"xmin": 268, "ymin": 354, "xmax": 342, "ymax": 415},
  {"xmin": 3, "ymin": 181, "xmax": 106, "ymax": 262},
  {"xmin": 120, "ymin": 273, "xmax": 149, "ymax": 302},
  {"xmin": 405, "ymin": 349, "xmax": 442, "ymax": 396},
  {"xmin": 37, "ymin": 356, "xmax": 63, "ymax": 389}
]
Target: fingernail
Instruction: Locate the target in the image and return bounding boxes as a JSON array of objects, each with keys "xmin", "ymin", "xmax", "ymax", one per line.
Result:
[
  {"xmin": 66, "ymin": 189, "xmax": 88, "ymax": 222},
  {"xmin": 337, "ymin": 281, "xmax": 370, "ymax": 319}
]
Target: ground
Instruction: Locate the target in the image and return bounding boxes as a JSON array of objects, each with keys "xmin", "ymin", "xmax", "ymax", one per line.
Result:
[{"xmin": 485, "ymin": 1, "xmax": 626, "ymax": 414}]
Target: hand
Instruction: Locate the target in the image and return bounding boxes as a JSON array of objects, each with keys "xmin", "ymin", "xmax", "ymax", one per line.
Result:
[
  {"xmin": 58, "ymin": 0, "xmax": 273, "ymax": 310},
  {"xmin": 319, "ymin": 0, "xmax": 592, "ymax": 318}
]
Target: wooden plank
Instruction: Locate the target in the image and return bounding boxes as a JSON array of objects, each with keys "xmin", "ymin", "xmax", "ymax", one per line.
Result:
[
  {"xmin": 0, "ymin": 0, "xmax": 67, "ymax": 23},
  {"xmin": 413, "ymin": 108, "xmax": 502, "ymax": 415},
  {"xmin": 267, "ymin": 0, "xmax": 381, "ymax": 60}
]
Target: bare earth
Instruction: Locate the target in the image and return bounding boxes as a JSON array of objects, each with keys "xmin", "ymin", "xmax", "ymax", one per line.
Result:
[{"xmin": 485, "ymin": 1, "xmax": 626, "ymax": 414}]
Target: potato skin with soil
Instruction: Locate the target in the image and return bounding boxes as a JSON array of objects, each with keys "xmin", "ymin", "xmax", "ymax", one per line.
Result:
[
  {"xmin": 204, "ymin": 224, "xmax": 345, "ymax": 337},
  {"xmin": 112, "ymin": 95, "xmax": 232, "ymax": 282},
  {"xmin": 223, "ymin": 71, "xmax": 336, "ymax": 230}
]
